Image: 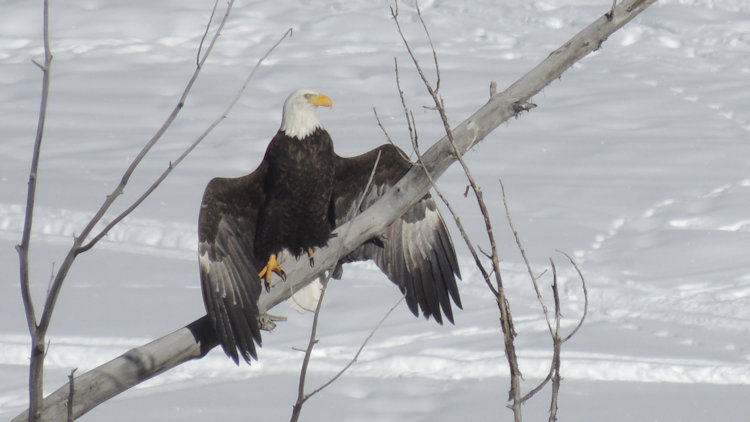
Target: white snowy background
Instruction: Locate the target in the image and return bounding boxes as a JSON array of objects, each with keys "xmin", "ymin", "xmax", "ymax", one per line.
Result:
[{"xmin": 2, "ymin": 0, "xmax": 750, "ymax": 420}]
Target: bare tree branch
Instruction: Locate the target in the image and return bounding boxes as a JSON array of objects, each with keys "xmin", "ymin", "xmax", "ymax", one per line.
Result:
[
  {"xmin": 290, "ymin": 282, "xmax": 327, "ymax": 422},
  {"xmin": 288, "ymin": 289, "xmax": 404, "ymax": 422},
  {"xmin": 15, "ymin": 1, "xmax": 53, "ymax": 419},
  {"xmin": 501, "ymin": 179, "xmax": 553, "ymax": 335},
  {"xmin": 77, "ymin": 26, "xmax": 292, "ymax": 254},
  {"xmin": 197, "ymin": 0, "xmax": 220, "ymax": 66},
  {"xmin": 290, "ymin": 151, "xmax": 385, "ymax": 421},
  {"xmin": 36, "ymin": 0, "xmax": 238, "ymax": 342},
  {"xmin": 305, "ymin": 296, "xmax": 403, "ymax": 399},
  {"xmin": 391, "ymin": 3, "xmax": 525, "ymax": 416},
  {"xmin": 388, "ymin": 37, "xmax": 498, "ymax": 297},
  {"xmin": 519, "ymin": 252, "xmax": 588, "ymax": 405},
  {"xmin": 548, "ymin": 259, "xmax": 562, "ymax": 422},
  {"xmin": 13, "ymin": 1, "xmax": 655, "ymax": 419},
  {"xmin": 16, "ymin": 2, "xmax": 237, "ymax": 418},
  {"xmin": 557, "ymin": 250, "xmax": 589, "ymax": 343}
]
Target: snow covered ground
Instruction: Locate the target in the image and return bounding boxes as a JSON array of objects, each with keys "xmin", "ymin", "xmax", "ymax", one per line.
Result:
[{"xmin": 2, "ymin": 0, "xmax": 750, "ymax": 420}]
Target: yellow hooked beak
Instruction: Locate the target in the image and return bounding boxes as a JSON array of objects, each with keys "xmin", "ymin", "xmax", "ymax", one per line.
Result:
[{"xmin": 309, "ymin": 93, "xmax": 333, "ymax": 108}]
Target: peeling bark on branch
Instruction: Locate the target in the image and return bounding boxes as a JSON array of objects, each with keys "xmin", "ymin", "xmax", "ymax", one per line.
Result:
[{"xmin": 13, "ymin": 1, "xmax": 655, "ymax": 420}]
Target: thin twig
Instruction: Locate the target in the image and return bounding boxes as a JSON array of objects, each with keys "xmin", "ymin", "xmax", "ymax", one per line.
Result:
[
  {"xmin": 291, "ymin": 151, "xmax": 387, "ymax": 421},
  {"xmin": 414, "ymin": 147, "xmax": 496, "ymax": 297},
  {"xmin": 66, "ymin": 368, "xmax": 77, "ymax": 422},
  {"xmin": 78, "ymin": 27, "xmax": 292, "ymax": 254},
  {"xmin": 290, "ymin": 281, "xmax": 328, "ymax": 422},
  {"xmin": 391, "ymin": 1, "xmax": 452, "ymax": 143},
  {"xmin": 391, "ymin": 3, "xmax": 522, "ymax": 417},
  {"xmin": 394, "ymin": 58, "xmax": 418, "ymax": 151},
  {"xmin": 549, "ymin": 259, "xmax": 562, "ymax": 422},
  {"xmin": 373, "ymin": 107, "xmax": 413, "ymax": 163},
  {"xmin": 291, "ymin": 295, "xmax": 405, "ymax": 422},
  {"xmin": 307, "ymin": 296, "xmax": 404, "ymax": 399},
  {"xmin": 197, "ymin": 0, "xmax": 219, "ymax": 66},
  {"xmin": 373, "ymin": 108, "xmax": 398, "ymax": 153},
  {"xmin": 37, "ymin": 0, "xmax": 239, "ymax": 339},
  {"xmin": 373, "ymin": 108, "xmax": 394, "ymax": 145},
  {"xmin": 607, "ymin": 0, "xmax": 617, "ymax": 20},
  {"xmin": 556, "ymin": 250, "xmax": 588, "ymax": 342},
  {"xmin": 520, "ymin": 252, "xmax": 587, "ymax": 404},
  {"xmin": 394, "ymin": 70, "xmax": 497, "ymax": 296},
  {"xmin": 415, "ymin": 0, "xmax": 441, "ymax": 92},
  {"xmin": 500, "ymin": 179, "xmax": 554, "ymax": 336},
  {"xmin": 521, "ymin": 371, "xmax": 553, "ymax": 403}
]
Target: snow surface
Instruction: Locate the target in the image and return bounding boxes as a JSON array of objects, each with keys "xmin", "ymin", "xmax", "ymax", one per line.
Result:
[{"xmin": 2, "ymin": 0, "xmax": 750, "ymax": 420}]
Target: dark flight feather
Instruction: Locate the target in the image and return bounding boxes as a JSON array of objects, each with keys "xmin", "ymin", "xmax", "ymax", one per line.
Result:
[{"xmin": 332, "ymin": 144, "xmax": 462, "ymax": 324}]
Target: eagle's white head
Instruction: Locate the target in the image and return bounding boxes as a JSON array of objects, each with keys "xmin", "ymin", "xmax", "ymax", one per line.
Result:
[{"xmin": 280, "ymin": 88, "xmax": 333, "ymax": 140}]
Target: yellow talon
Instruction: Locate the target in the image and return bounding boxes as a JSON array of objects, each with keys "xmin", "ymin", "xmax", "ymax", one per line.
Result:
[
  {"xmin": 258, "ymin": 253, "xmax": 285, "ymax": 291},
  {"xmin": 307, "ymin": 248, "xmax": 315, "ymax": 267}
]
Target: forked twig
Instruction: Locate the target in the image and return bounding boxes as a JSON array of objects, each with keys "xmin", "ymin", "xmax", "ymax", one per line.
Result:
[
  {"xmin": 291, "ymin": 295, "xmax": 405, "ymax": 422},
  {"xmin": 390, "ymin": 3, "xmax": 523, "ymax": 418},
  {"xmin": 389, "ymin": 72, "xmax": 497, "ymax": 297},
  {"xmin": 17, "ymin": 2, "xmax": 274, "ymax": 420},
  {"xmin": 78, "ymin": 26, "xmax": 293, "ymax": 254},
  {"xmin": 307, "ymin": 296, "xmax": 404, "ymax": 399},
  {"xmin": 291, "ymin": 151, "xmax": 394, "ymax": 422},
  {"xmin": 38, "ymin": 0, "xmax": 239, "ymax": 343},
  {"xmin": 390, "ymin": 1, "xmax": 594, "ymax": 418},
  {"xmin": 557, "ymin": 250, "xmax": 588, "ymax": 342},
  {"xmin": 197, "ymin": 0, "xmax": 220, "ymax": 66},
  {"xmin": 290, "ymin": 281, "xmax": 328, "ymax": 422}
]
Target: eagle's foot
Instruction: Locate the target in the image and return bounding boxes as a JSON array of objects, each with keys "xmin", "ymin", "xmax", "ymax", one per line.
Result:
[
  {"xmin": 306, "ymin": 247, "xmax": 315, "ymax": 267},
  {"xmin": 258, "ymin": 253, "xmax": 285, "ymax": 292}
]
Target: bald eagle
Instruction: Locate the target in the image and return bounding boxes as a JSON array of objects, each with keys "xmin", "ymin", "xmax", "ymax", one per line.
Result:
[{"xmin": 198, "ymin": 89, "xmax": 462, "ymax": 364}]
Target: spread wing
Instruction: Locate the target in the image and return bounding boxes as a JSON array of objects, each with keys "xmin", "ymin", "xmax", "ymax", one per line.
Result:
[
  {"xmin": 333, "ymin": 144, "xmax": 462, "ymax": 324},
  {"xmin": 198, "ymin": 164, "xmax": 267, "ymax": 364}
]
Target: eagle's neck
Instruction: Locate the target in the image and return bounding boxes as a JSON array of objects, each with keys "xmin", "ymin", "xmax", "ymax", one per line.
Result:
[{"xmin": 280, "ymin": 109, "xmax": 321, "ymax": 140}]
